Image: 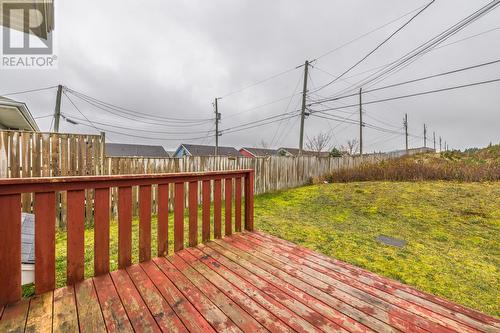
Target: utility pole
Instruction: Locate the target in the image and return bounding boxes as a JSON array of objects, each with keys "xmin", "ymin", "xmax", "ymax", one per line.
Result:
[
  {"xmin": 298, "ymin": 60, "xmax": 309, "ymax": 155},
  {"xmin": 214, "ymin": 98, "xmax": 221, "ymax": 155},
  {"xmin": 423, "ymin": 123, "xmax": 427, "ymax": 147},
  {"xmin": 53, "ymin": 84, "xmax": 63, "ymax": 132},
  {"xmin": 359, "ymin": 88, "xmax": 363, "ymax": 156},
  {"xmin": 403, "ymin": 113, "xmax": 408, "ymax": 152},
  {"xmin": 433, "ymin": 131, "xmax": 436, "ymax": 151}
]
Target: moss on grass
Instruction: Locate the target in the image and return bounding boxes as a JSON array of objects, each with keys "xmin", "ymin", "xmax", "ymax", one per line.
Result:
[{"xmin": 254, "ymin": 181, "xmax": 500, "ymax": 317}]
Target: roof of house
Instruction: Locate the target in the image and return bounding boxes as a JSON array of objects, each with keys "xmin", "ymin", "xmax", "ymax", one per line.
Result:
[
  {"xmin": 105, "ymin": 143, "xmax": 170, "ymax": 157},
  {"xmin": 240, "ymin": 147, "xmax": 280, "ymax": 157},
  {"xmin": 178, "ymin": 144, "xmax": 242, "ymax": 157},
  {"xmin": 279, "ymin": 147, "xmax": 329, "ymax": 157},
  {"xmin": 0, "ymin": 97, "xmax": 40, "ymax": 131}
]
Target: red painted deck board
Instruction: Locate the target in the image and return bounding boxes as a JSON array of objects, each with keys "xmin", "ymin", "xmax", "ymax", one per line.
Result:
[{"xmin": 2, "ymin": 232, "xmax": 498, "ymax": 332}]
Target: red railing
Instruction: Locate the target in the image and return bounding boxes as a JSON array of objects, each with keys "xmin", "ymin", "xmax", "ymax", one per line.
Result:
[{"xmin": 0, "ymin": 169, "xmax": 254, "ymax": 306}]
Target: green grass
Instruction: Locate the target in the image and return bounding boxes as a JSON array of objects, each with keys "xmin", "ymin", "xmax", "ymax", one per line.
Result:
[
  {"xmin": 25, "ymin": 181, "xmax": 499, "ymax": 317},
  {"xmin": 254, "ymin": 181, "xmax": 500, "ymax": 317}
]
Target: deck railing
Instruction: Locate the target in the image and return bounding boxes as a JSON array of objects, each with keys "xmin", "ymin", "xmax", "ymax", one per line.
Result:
[{"xmin": 0, "ymin": 169, "xmax": 254, "ymax": 306}]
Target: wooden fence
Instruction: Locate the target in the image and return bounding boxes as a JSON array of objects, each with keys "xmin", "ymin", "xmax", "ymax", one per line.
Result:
[
  {"xmin": 1, "ymin": 130, "xmax": 387, "ymax": 226},
  {"xmin": 0, "ymin": 130, "xmax": 104, "ymax": 227}
]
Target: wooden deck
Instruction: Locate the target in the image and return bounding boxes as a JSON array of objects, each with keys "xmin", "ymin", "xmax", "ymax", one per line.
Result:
[{"xmin": 0, "ymin": 232, "xmax": 498, "ymax": 333}]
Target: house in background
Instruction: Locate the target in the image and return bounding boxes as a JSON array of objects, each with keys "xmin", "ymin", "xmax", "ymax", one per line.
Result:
[
  {"xmin": 21, "ymin": 213, "xmax": 35, "ymax": 285},
  {"xmin": 278, "ymin": 147, "xmax": 330, "ymax": 157},
  {"xmin": 239, "ymin": 147, "xmax": 279, "ymax": 158},
  {"xmin": 0, "ymin": 97, "xmax": 39, "ymax": 131},
  {"xmin": 105, "ymin": 143, "xmax": 170, "ymax": 157},
  {"xmin": 174, "ymin": 143, "xmax": 242, "ymax": 157}
]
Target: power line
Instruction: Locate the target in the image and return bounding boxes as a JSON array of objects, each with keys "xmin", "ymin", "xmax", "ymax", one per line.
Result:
[
  {"xmin": 365, "ymin": 132, "xmax": 404, "ymax": 149},
  {"xmin": 65, "ymin": 89, "xmax": 212, "ymax": 128},
  {"xmin": 0, "ymin": 86, "xmax": 57, "ymax": 97},
  {"xmin": 276, "ymin": 116, "xmax": 301, "ymax": 147},
  {"xmin": 313, "ymin": 3, "xmax": 429, "ymax": 61},
  {"xmin": 433, "ymin": 25, "xmax": 500, "ymax": 50},
  {"xmin": 364, "ymin": 112, "xmax": 401, "ymax": 129},
  {"xmin": 222, "ymin": 114, "xmax": 299, "ymax": 136},
  {"xmin": 271, "ymin": 73, "xmax": 303, "ymax": 146},
  {"xmin": 33, "ymin": 114, "xmax": 54, "ymax": 120},
  {"xmin": 329, "ymin": 0, "xmax": 500, "ymax": 98},
  {"xmin": 221, "ymin": 110, "xmax": 299, "ymax": 133},
  {"xmin": 224, "ymin": 92, "xmax": 302, "ymax": 120},
  {"xmin": 217, "ymin": 2, "xmax": 429, "ymax": 100},
  {"xmin": 61, "ymin": 113, "xmax": 215, "ymax": 135},
  {"xmin": 310, "ymin": 77, "xmax": 500, "ymax": 112},
  {"xmin": 312, "ymin": 112, "xmax": 423, "ymax": 139},
  {"xmin": 311, "ymin": 0, "xmax": 435, "ymax": 94},
  {"xmin": 220, "ymin": 66, "xmax": 299, "ymax": 99},
  {"xmin": 62, "ymin": 117, "xmax": 213, "ymax": 141},
  {"xmin": 63, "ymin": 91, "xmax": 100, "ymax": 133},
  {"xmin": 310, "ymin": 58, "xmax": 500, "ymax": 105},
  {"xmin": 65, "ymin": 87, "xmax": 213, "ymax": 123},
  {"xmin": 366, "ymin": 58, "xmax": 500, "ymax": 92},
  {"xmin": 312, "ymin": 24, "xmax": 500, "ymax": 90}
]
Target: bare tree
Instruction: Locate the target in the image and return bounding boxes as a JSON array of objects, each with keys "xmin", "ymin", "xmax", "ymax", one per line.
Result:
[
  {"xmin": 260, "ymin": 140, "xmax": 269, "ymax": 149},
  {"xmin": 341, "ymin": 138, "xmax": 359, "ymax": 155},
  {"xmin": 305, "ymin": 132, "xmax": 332, "ymax": 156}
]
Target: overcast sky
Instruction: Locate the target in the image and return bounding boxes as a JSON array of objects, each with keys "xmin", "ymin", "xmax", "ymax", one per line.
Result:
[{"xmin": 1, "ymin": 0, "xmax": 499, "ymax": 152}]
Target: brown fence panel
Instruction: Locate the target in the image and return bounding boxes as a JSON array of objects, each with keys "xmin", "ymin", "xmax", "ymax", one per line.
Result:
[{"xmin": 0, "ymin": 129, "xmax": 401, "ymax": 229}]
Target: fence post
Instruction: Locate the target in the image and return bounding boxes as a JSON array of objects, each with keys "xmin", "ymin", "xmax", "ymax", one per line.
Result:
[{"xmin": 244, "ymin": 170, "xmax": 254, "ymax": 231}]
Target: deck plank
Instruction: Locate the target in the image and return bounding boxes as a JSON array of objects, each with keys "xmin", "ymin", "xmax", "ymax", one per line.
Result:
[
  {"xmin": 0, "ymin": 299, "xmax": 29, "ymax": 333},
  {"xmin": 94, "ymin": 274, "xmax": 134, "ymax": 333},
  {"xmin": 178, "ymin": 249, "xmax": 294, "ymax": 333},
  {"xmin": 153, "ymin": 256, "xmax": 242, "ymax": 333},
  {"xmin": 253, "ymin": 231, "xmax": 500, "ymax": 331},
  {"xmin": 205, "ymin": 242, "xmax": 363, "ymax": 333},
  {"xmin": 235, "ymin": 234, "xmax": 451, "ymax": 332},
  {"xmin": 75, "ymin": 279, "xmax": 107, "ymax": 333},
  {"xmin": 1, "ymin": 231, "xmax": 499, "ymax": 333},
  {"xmin": 187, "ymin": 246, "xmax": 326, "ymax": 333},
  {"xmin": 53, "ymin": 286, "xmax": 79, "ymax": 333},
  {"xmin": 110, "ymin": 269, "xmax": 161, "ymax": 332},
  {"xmin": 140, "ymin": 261, "xmax": 216, "ymax": 333},
  {"xmin": 199, "ymin": 243, "xmax": 350, "ymax": 333},
  {"xmin": 168, "ymin": 254, "xmax": 268, "ymax": 333},
  {"xmin": 226, "ymin": 236, "xmax": 415, "ymax": 332},
  {"xmin": 212, "ymin": 239, "xmax": 387, "ymax": 333},
  {"xmin": 25, "ymin": 291, "xmax": 53, "ymax": 333},
  {"xmin": 126, "ymin": 264, "xmax": 188, "ymax": 332},
  {"xmin": 244, "ymin": 232, "xmax": 476, "ymax": 333}
]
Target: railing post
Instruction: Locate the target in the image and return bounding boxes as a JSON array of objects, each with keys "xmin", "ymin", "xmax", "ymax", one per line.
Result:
[
  {"xmin": 174, "ymin": 182, "xmax": 184, "ymax": 252},
  {"xmin": 244, "ymin": 170, "xmax": 254, "ymax": 231},
  {"xmin": 225, "ymin": 178, "xmax": 233, "ymax": 236},
  {"xmin": 0, "ymin": 194, "xmax": 21, "ymax": 306},
  {"xmin": 35, "ymin": 191, "xmax": 56, "ymax": 293}
]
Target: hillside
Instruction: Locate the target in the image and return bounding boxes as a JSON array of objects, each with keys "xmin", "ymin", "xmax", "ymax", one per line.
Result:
[{"xmin": 326, "ymin": 144, "xmax": 500, "ymax": 182}]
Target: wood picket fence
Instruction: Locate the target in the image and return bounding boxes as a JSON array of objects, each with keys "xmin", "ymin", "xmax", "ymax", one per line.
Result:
[{"xmin": 0, "ymin": 129, "xmax": 391, "ymax": 227}]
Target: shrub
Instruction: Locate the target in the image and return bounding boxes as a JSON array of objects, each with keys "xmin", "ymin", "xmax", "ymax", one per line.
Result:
[
  {"xmin": 325, "ymin": 145, "xmax": 500, "ymax": 182},
  {"xmin": 330, "ymin": 147, "xmax": 342, "ymax": 157}
]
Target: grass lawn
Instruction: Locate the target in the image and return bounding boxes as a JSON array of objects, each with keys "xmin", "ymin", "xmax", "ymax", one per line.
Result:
[
  {"xmin": 255, "ymin": 181, "xmax": 500, "ymax": 317},
  {"xmin": 28, "ymin": 181, "xmax": 499, "ymax": 317}
]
